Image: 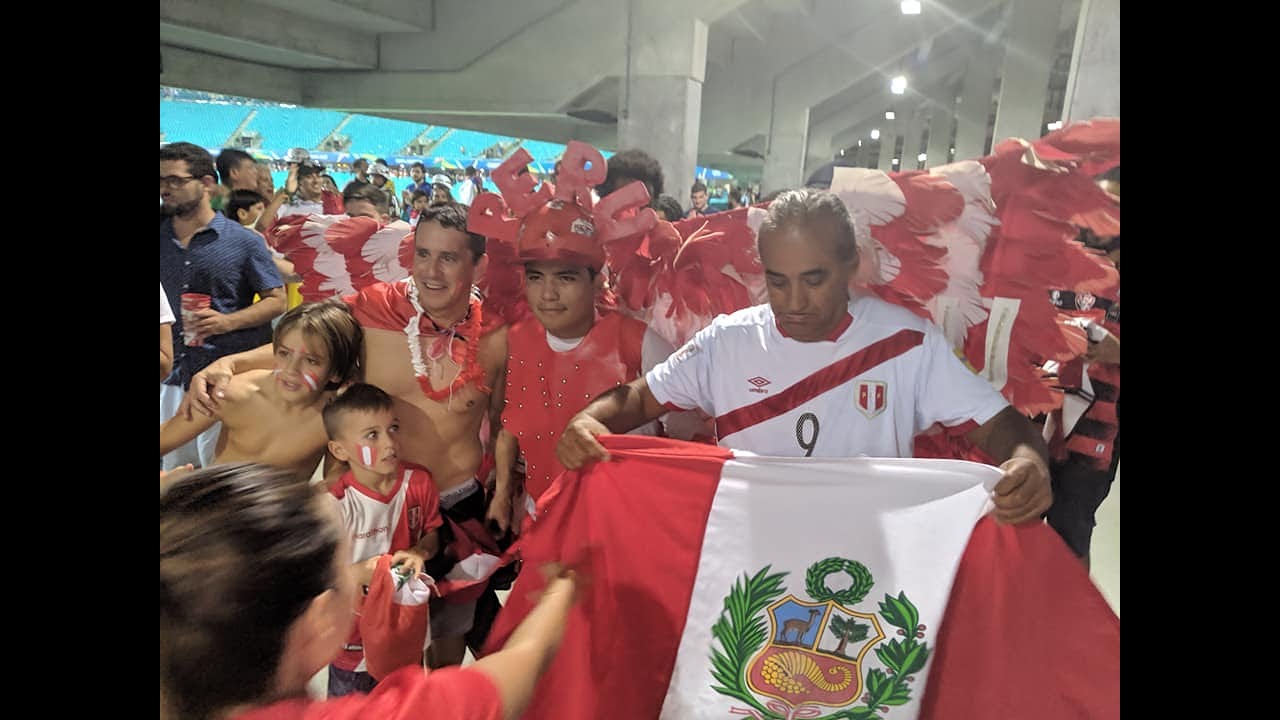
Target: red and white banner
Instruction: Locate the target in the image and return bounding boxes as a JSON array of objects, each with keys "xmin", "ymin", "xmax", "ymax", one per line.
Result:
[{"xmin": 486, "ymin": 436, "xmax": 1119, "ymax": 720}]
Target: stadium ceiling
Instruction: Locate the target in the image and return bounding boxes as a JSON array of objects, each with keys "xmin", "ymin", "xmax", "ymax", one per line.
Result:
[{"xmin": 161, "ymin": 0, "xmax": 1081, "ymax": 180}]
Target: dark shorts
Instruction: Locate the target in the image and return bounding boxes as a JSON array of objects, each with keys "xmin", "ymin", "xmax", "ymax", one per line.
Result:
[
  {"xmin": 327, "ymin": 665, "xmax": 377, "ymax": 697},
  {"xmin": 422, "ymin": 479, "xmax": 518, "ymax": 649},
  {"xmin": 1046, "ymin": 442, "xmax": 1120, "ymax": 558}
]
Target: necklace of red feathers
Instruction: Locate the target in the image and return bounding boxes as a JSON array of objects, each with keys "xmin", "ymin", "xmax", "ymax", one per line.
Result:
[{"xmin": 403, "ymin": 281, "xmax": 488, "ymax": 401}]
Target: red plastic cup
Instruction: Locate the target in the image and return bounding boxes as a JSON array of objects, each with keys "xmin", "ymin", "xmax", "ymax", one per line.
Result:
[{"xmin": 180, "ymin": 293, "xmax": 211, "ymax": 347}]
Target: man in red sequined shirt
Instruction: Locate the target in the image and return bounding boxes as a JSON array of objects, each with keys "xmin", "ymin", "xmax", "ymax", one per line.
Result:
[{"xmin": 485, "ymin": 199, "xmax": 703, "ymax": 536}]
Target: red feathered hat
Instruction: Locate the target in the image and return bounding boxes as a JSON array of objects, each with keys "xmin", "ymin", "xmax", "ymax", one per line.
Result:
[{"xmin": 466, "ymin": 140, "xmax": 658, "ymax": 272}]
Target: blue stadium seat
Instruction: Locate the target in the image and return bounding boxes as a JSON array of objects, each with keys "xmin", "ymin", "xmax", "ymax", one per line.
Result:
[
  {"xmin": 160, "ymin": 100, "xmax": 254, "ymax": 148},
  {"xmin": 341, "ymin": 115, "xmax": 429, "ymax": 157},
  {"xmin": 517, "ymin": 140, "xmax": 567, "ymax": 162},
  {"xmin": 432, "ymin": 129, "xmax": 515, "ymax": 162},
  {"xmin": 246, "ymin": 107, "xmax": 347, "ymax": 151}
]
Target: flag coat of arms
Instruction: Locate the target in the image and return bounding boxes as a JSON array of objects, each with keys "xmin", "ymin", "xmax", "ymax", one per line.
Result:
[{"xmin": 486, "ymin": 436, "xmax": 1119, "ymax": 720}]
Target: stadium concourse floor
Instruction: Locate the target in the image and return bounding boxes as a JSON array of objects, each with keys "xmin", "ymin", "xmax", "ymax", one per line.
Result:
[{"xmin": 305, "ymin": 463, "xmax": 1121, "ymax": 698}]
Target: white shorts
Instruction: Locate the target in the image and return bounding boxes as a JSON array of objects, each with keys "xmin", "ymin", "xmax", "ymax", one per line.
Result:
[{"xmin": 160, "ymin": 383, "xmax": 221, "ymax": 471}]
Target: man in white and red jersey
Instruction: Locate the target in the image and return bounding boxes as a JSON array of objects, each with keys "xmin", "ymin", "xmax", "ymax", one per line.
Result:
[{"xmin": 558, "ymin": 189, "xmax": 1052, "ymax": 525}]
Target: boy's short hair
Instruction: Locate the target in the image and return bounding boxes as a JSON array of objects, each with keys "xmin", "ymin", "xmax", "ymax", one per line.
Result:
[
  {"xmin": 225, "ymin": 189, "xmax": 266, "ymax": 221},
  {"xmin": 411, "ymin": 189, "xmax": 429, "ymax": 201},
  {"xmin": 272, "ymin": 299, "xmax": 363, "ymax": 391},
  {"xmin": 343, "ymin": 181, "xmax": 390, "ymax": 212},
  {"xmin": 322, "ymin": 383, "xmax": 394, "ymax": 440}
]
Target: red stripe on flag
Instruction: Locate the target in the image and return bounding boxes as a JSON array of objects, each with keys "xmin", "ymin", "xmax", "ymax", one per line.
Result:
[
  {"xmin": 921, "ymin": 518, "xmax": 1120, "ymax": 719},
  {"xmin": 715, "ymin": 329, "xmax": 924, "ymax": 439},
  {"xmin": 483, "ymin": 436, "xmax": 732, "ymax": 720}
]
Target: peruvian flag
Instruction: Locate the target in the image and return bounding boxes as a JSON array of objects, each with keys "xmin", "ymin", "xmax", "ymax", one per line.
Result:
[{"xmin": 486, "ymin": 436, "xmax": 1119, "ymax": 720}]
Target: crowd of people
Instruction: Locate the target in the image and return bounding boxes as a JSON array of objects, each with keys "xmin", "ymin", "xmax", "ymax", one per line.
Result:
[{"xmin": 160, "ymin": 132, "xmax": 1119, "ymax": 719}]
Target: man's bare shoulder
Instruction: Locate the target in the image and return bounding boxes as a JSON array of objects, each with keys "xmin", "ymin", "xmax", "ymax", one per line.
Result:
[{"xmin": 480, "ymin": 322, "xmax": 509, "ymax": 367}]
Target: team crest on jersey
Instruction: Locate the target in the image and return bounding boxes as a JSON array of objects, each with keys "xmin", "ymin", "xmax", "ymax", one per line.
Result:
[
  {"xmin": 856, "ymin": 381, "xmax": 887, "ymax": 419},
  {"xmin": 1075, "ymin": 292, "xmax": 1096, "ymax": 311},
  {"xmin": 710, "ymin": 557, "xmax": 931, "ymax": 719}
]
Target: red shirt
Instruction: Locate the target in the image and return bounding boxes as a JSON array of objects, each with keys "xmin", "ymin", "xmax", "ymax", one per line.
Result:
[
  {"xmin": 502, "ymin": 312, "xmax": 646, "ymax": 500},
  {"xmin": 232, "ymin": 665, "xmax": 503, "ymax": 720}
]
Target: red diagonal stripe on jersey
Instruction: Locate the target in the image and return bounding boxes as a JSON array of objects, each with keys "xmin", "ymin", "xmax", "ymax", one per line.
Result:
[{"xmin": 715, "ymin": 329, "xmax": 924, "ymax": 439}]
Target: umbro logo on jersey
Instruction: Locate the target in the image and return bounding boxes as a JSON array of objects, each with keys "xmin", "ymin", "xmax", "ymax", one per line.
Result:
[{"xmin": 747, "ymin": 376, "xmax": 771, "ymax": 394}]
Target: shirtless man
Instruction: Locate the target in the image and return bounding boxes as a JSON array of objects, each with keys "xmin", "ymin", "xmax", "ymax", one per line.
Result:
[
  {"xmin": 159, "ymin": 299, "xmax": 363, "ymax": 480},
  {"xmin": 183, "ymin": 202, "xmax": 508, "ymax": 667}
]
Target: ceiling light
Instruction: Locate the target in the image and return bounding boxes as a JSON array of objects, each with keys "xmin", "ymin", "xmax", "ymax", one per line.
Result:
[
  {"xmin": 885, "ymin": 111, "xmax": 896, "ymax": 120},
  {"xmin": 917, "ymin": 152, "xmax": 928, "ymax": 162},
  {"xmin": 901, "ymin": 1, "xmax": 922, "ymax": 15},
  {"xmin": 871, "ymin": 129, "xmax": 881, "ymax": 140},
  {"xmin": 891, "ymin": 76, "xmax": 908, "ymax": 94},
  {"xmin": 892, "ymin": 158, "xmax": 900, "ymax": 165},
  {"xmin": 1046, "ymin": 120, "xmax": 1063, "ymax": 131}
]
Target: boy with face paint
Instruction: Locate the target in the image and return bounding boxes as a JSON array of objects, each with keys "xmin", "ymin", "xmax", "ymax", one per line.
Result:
[
  {"xmin": 159, "ymin": 299, "xmax": 362, "ymax": 480},
  {"xmin": 322, "ymin": 382, "xmax": 443, "ymax": 696}
]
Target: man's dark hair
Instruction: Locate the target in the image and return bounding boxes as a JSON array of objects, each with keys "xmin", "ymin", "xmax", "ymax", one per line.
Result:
[
  {"xmin": 322, "ymin": 383, "xmax": 394, "ymax": 440},
  {"xmin": 691, "ymin": 181, "xmax": 708, "ymax": 194},
  {"xmin": 598, "ymin": 148, "xmax": 665, "ymax": 199},
  {"xmin": 352, "ymin": 158, "xmax": 369, "ymax": 172},
  {"xmin": 465, "ymin": 166, "xmax": 479, "ymax": 178},
  {"xmin": 215, "ymin": 149, "xmax": 255, "ymax": 187},
  {"xmin": 342, "ymin": 181, "xmax": 389, "ymax": 212},
  {"xmin": 411, "ymin": 162, "xmax": 426, "ymax": 172},
  {"xmin": 417, "ymin": 202, "xmax": 486, "ymax": 261},
  {"xmin": 411, "ymin": 189, "xmax": 429, "ymax": 202},
  {"xmin": 296, "ymin": 162, "xmax": 324, "ymax": 179},
  {"xmin": 225, "ymin": 189, "xmax": 266, "ymax": 222},
  {"xmin": 758, "ymin": 189, "xmax": 858, "ymax": 262},
  {"xmin": 655, "ymin": 195, "xmax": 685, "ymax": 223},
  {"xmin": 160, "ymin": 142, "xmax": 217, "ymax": 183}
]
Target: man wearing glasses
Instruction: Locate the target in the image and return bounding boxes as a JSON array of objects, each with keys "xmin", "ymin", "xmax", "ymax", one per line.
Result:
[{"xmin": 159, "ymin": 142, "xmax": 286, "ymax": 471}]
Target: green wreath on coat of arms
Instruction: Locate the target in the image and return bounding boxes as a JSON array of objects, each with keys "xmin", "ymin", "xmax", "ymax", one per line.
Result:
[{"xmin": 709, "ymin": 558, "xmax": 930, "ymax": 720}]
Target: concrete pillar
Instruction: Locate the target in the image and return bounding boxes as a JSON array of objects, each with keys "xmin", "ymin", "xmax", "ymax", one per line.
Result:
[
  {"xmin": 1062, "ymin": 0, "xmax": 1119, "ymax": 121},
  {"xmin": 876, "ymin": 125, "xmax": 897, "ymax": 172},
  {"xmin": 954, "ymin": 41, "xmax": 1003, "ymax": 161},
  {"xmin": 618, "ymin": 11, "xmax": 708, "ymax": 202},
  {"xmin": 900, "ymin": 107, "xmax": 930, "ymax": 171},
  {"xmin": 992, "ymin": 0, "xmax": 1064, "ymax": 143},
  {"xmin": 762, "ymin": 108, "xmax": 810, "ymax": 193},
  {"xmin": 925, "ymin": 105, "xmax": 956, "ymax": 168}
]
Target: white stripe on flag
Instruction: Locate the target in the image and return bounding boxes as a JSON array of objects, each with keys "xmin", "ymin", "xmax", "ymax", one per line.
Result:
[{"xmin": 659, "ymin": 456, "xmax": 998, "ymax": 720}]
